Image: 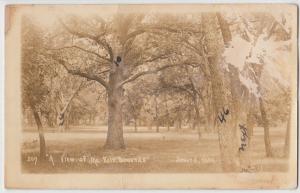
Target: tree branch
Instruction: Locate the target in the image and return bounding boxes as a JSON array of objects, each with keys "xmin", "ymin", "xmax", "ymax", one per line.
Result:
[
  {"xmin": 119, "ymin": 64, "xmax": 177, "ymax": 87},
  {"xmin": 125, "ymin": 25, "xmax": 200, "ymax": 44},
  {"xmin": 97, "ymin": 68, "xmax": 110, "ymax": 75},
  {"xmin": 59, "ymin": 19, "xmax": 114, "ymax": 62},
  {"xmin": 60, "ymin": 80, "xmax": 85, "ymax": 115},
  {"xmin": 49, "ymin": 46, "xmax": 111, "ymax": 63},
  {"xmin": 53, "ymin": 56, "xmax": 109, "ymax": 90},
  {"xmin": 144, "ymin": 52, "xmax": 172, "ymax": 63},
  {"xmin": 161, "ymin": 84, "xmax": 195, "ymax": 98}
]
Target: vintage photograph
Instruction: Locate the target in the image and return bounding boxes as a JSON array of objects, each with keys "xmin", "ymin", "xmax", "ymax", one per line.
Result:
[{"xmin": 5, "ymin": 4, "xmax": 298, "ymax": 189}]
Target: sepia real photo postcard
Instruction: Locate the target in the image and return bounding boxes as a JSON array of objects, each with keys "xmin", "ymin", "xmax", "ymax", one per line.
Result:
[{"xmin": 4, "ymin": 3, "xmax": 298, "ymax": 189}]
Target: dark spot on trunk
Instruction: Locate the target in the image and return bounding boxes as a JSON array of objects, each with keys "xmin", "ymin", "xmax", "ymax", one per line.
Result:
[
  {"xmin": 114, "ymin": 56, "xmax": 122, "ymax": 67},
  {"xmin": 117, "ymin": 56, "xmax": 122, "ymax": 63}
]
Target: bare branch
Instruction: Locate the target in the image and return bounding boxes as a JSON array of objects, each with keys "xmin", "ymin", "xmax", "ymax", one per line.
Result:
[
  {"xmin": 59, "ymin": 19, "xmax": 114, "ymax": 62},
  {"xmin": 98, "ymin": 39, "xmax": 114, "ymax": 62},
  {"xmin": 144, "ymin": 52, "xmax": 172, "ymax": 63},
  {"xmin": 162, "ymin": 84, "xmax": 195, "ymax": 98},
  {"xmin": 53, "ymin": 56, "xmax": 109, "ymax": 90},
  {"xmin": 182, "ymin": 39, "xmax": 202, "ymax": 53},
  {"xmin": 60, "ymin": 80, "xmax": 85, "ymax": 115},
  {"xmin": 49, "ymin": 46, "xmax": 111, "ymax": 63},
  {"xmin": 176, "ymin": 39, "xmax": 211, "ymax": 80},
  {"xmin": 119, "ymin": 64, "xmax": 177, "ymax": 87},
  {"xmin": 125, "ymin": 25, "xmax": 191, "ymax": 42},
  {"xmin": 125, "ymin": 28, "xmax": 147, "ymax": 41},
  {"xmin": 59, "ymin": 19, "xmax": 98, "ymax": 41},
  {"xmin": 97, "ymin": 68, "xmax": 110, "ymax": 75}
]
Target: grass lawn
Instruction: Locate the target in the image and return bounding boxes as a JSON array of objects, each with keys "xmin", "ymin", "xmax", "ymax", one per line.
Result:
[{"xmin": 21, "ymin": 126, "xmax": 289, "ymax": 173}]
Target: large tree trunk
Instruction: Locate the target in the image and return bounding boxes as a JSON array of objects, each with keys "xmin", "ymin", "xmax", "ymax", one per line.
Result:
[
  {"xmin": 207, "ymin": 56, "xmax": 238, "ymax": 171},
  {"xmin": 217, "ymin": 12, "xmax": 242, "ymax": 137},
  {"xmin": 202, "ymin": 13, "xmax": 239, "ymax": 171},
  {"xmin": 217, "ymin": 12, "xmax": 258, "ymax": 170},
  {"xmin": 252, "ymin": 75, "xmax": 273, "ymax": 157},
  {"xmin": 31, "ymin": 105, "xmax": 46, "ymax": 161},
  {"xmin": 252, "ymin": 66, "xmax": 273, "ymax": 157},
  {"xmin": 104, "ymin": 71, "xmax": 125, "ymax": 149},
  {"xmin": 258, "ymin": 97, "xmax": 272, "ymax": 157},
  {"xmin": 227, "ymin": 65, "xmax": 240, "ymax": 125}
]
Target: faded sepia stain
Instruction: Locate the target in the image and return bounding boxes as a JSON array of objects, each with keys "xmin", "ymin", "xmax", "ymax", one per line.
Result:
[
  {"xmin": 4, "ymin": 4, "xmax": 298, "ymax": 189},
  {"xmin": 5, "ymin": 5, "xmax": 17, "ymax": 35}
]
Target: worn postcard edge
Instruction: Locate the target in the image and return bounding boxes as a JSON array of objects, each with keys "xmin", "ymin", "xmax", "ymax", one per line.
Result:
[{"xmin": 4, "ymin": 4, "xmax": 298, "ymax": 189}]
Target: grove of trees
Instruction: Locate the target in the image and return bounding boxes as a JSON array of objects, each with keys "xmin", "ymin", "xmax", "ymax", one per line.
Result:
[{"xmin": 21, "ymin": 10, "xmax": 293, "ymax": 171}]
